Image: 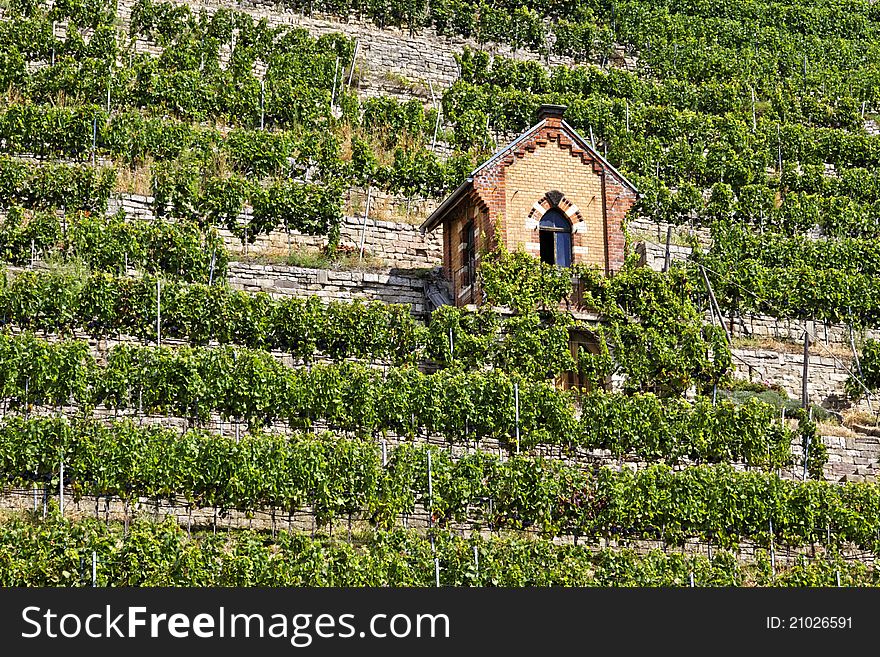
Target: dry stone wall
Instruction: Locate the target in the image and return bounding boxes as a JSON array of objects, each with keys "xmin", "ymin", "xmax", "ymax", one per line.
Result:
[
  {"xmin": 227, "ymin": 261, "xmax": 428, "ymax": 313},
  {"xmin": 3, "ymin": 480, "xmax": 874, "ymax": 569},
  {"xmin": 637, "ymin": 239, "xmax": 880, "ymax": 348},
  {"xmin": 108, "ymin": 193, "xmax": 443, "ymax": 269},
  {"xmin": 732, "ymin": 347, "xmax": 854, "ymax": 410},
  {"xmin": 116, "ymin": 0, "xmax": 602, "ymax": 102}
]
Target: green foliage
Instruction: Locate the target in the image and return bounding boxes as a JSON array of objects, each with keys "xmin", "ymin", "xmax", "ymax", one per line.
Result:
[
  {"xmin": 477, "ymin": 245, "xmax": 731, "ymax": 396},
  {"xmin": 0, "ymin": 157, "xmax": 115, "ymax": 213},
  {"xmin": 0, "ymin": 414, "xmax": 850, "ymax": 546},
  {"xmin": 849, "ymin": 339, "xmax": 880, "ymax": 395},
  {"xmin": 5, "ymin": 513, "xmax": 877, "ymax": 587},
  {"xmin": 697, "ymin": 222, "xmax": 880, "ymax": 325},
  {"xmin": 0, "ymin": 208, "xmax": 226, "ymax": 282},
  {"xmin": 0, "ymin": 332, "xmax": 792, "ymax": 467},
  {"xmin": 480, "ymin": 246, "xmax": 573, "ymax": 311},
  {"xmin": 575, "ymin": 262, "xmax": 732, "ymax": 396}
]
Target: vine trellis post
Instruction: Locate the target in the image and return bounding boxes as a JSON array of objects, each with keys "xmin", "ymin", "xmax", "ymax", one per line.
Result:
[
  {"xmin": 427, "ymin": 450, "xmax": 439, "ymax": 586},
  {"xmin": 359, "ymin": 186, "xmax": 372, "ymax": 261},
  {"xmin": 330, "ymin": 57, "xmax": 340, "ymax": 113},
  {"xmin": 769, "ymin": 518, "xmax": 776, "ymax": 580},
  {"xmin": 59, "ymin": 459, "xmax": 64, "ymax": 517},
  {"xmin": 801, "ymin": 327, "xmax": 810, "ymax": 409},
  {"xmin": 750, "ymin": 87, "xmax": 756, "ymax": 132},
  {"xmin": 431, "ymin": 107, "xmax": 442, "ymax": 152},
  {"xmin": 260, "ymin": 79, "xmax": 265, "ymax": 130},
  {"xmin": 156, "ymin": 278, "xmax": 161, "ymax": 347},
  {"xmin": 208, "ymin": 249, "xmax": 216, "ymax": 285},
  {"xmin": 514, "ymin": 382, "xmax": 520, "ymax": 454},
  {"xmin": 91, "ymin": 117, "xmax": 97, "ymax": 166},
  {"xmin": 347, "ymin": 39, "xmax": 360, "ymax": 87}
]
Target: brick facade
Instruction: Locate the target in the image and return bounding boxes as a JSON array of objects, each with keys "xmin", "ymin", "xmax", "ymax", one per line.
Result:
[{"xmin": 424, "ymin": 108, "xmax": 637, "ymax": 306}]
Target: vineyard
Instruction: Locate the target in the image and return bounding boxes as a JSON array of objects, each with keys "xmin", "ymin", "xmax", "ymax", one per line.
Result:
[{"xmin": 1, "ymin": 0, "xmax": 880, "ymax": 588}]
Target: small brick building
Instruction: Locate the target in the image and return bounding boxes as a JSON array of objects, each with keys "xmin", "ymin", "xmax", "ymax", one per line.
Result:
[{"xmin": 421, "ymin": 105, "xmax": 638, "ymax": 306}]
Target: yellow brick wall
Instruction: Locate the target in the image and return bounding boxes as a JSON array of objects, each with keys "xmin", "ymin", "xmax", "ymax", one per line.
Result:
[{"xmin": 502, "ymin": 140, "xmax": 607, "ymax": 271}]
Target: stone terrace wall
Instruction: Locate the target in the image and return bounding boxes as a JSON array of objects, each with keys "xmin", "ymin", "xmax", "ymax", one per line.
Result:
[
  {"xmin": 227, "ymin": 261, "xmax": 428, "ymax": 313},
  {"xmin": 732, "ymin": 347, "xmax": 854, "ymax": 410},
  {"xmin": 116, "ymin": 0, "xmax": 615, "ymax": 102},
  {"xmin": 108, "ymin": 193, "xmax": 443, "ymax": 269},
  {"xmin": 637, "ymin": 239, "xmax": 880, "ymax": 348},
  {"xmin": 823, "ymin": 431, "xmax": 880, "ymax": 482}
]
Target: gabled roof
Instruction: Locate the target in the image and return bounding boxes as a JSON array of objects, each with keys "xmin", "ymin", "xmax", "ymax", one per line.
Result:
[{"xmin": 420, "ymin": 117, "xmax": 639, "ymax": 232}]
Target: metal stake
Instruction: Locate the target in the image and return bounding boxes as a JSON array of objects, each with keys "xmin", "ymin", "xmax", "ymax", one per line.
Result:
[
  {"xmin": 156, "ymin": 278, "xmax": 161, "ymax": 347},
  {"xmin": 359, "ymin": 186, "xmax": 372, "ymax": 261},
  {"xmin": 260, "ymin": 79, "xmax": 265, "ymax": 130},
  {"xmin": 330, "ymin": 56, "xmax": 340, "ymax": 111},
  {"xmin": 431, "ymin": 107, "xmax": 442, "ymax": 152},
  {"xmin": 208, "ymin": 249, "xmax": 216, "ymax": 285},
  {"xmin": 347, "ymin": 39, "xmax": 360, "ymax": 86},
  {"xmin": 514, "ymin": 383, "xmax": 520, "ymax": 454},
  {"xmin": 59, "ymin": 460, "xmax": 64, "ymax": 516}
]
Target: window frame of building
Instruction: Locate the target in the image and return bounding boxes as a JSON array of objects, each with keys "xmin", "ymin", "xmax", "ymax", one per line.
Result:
[
  {"xmin": 538, "ymin": 209, "xmax": 573, "ymax": 267},
  {"xmin": 463, "ymin": 220, "xmax": 476, "ymax": 288}
]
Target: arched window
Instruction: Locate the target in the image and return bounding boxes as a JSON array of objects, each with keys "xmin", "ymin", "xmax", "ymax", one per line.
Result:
[{"xmin": 539, "ymin": 209, "xmax": 572, "ymax": 267}]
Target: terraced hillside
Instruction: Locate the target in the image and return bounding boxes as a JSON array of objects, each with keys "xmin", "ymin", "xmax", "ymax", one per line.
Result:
[{"xmin": 2, "ymin": 0, "xmax": 880, "ymax": 586}]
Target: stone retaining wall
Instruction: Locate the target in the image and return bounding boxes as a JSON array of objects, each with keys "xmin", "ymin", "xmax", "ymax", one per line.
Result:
[
  {"xmin": 116, "ymin": 0, "xmax": 608, "ymax": 102},
  {"xmin": 3, "ymin": 484, "xmax": 873, "ymax": 569},
  {"xmin": 732, "ymin": 347, "xmax": 853, "ymax": 410},
  {"xmin": 638, "ymin": 239, "xmax": 880, "ymax": 348},
  {"xmin": 107, "ymin": 193, "xmax": 443, "ymax": 269},
  {"xmin": 226, "ymin": 261, "xmax": 428, "ymax": 313}
]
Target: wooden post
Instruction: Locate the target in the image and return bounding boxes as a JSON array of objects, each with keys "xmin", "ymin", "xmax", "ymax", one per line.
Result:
[{"xmin": 663, "ymin": 225, "xmax": 672, "ymax": 272}]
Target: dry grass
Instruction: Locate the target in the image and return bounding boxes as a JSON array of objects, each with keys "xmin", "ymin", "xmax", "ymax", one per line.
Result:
[
  {"xmin": 114, "ymin": 160, "xmax": 153, "ymax": 196},
  {"xmin": 237, "ymin": 245, "xmax": 388, "ymax": 272},
  {"xmin": 843, "ymin": 408, "xmax": 880, "ymax": 429},
  {"xmin": 731, "ymin": 335, "xmax": 853, "ymax": 359},
  {"xmin": 817, "ymin": 421, "xmax": 856, "ymax": 438}
]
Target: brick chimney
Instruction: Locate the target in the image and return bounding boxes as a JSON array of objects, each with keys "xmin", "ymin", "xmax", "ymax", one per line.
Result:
[{"xmin": 537, "ymin": 104, "xmax": 567, "ymax": 127}]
